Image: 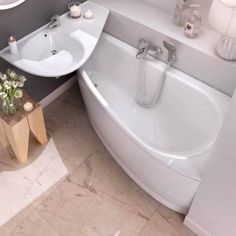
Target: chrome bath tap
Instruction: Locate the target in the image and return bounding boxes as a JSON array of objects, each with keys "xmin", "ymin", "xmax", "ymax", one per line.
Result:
[
  {"xmin": 163, "ymin": 41, "xmax": 177, "ymax": 64},
  {"xmin": 136, "ymin": 39, "xmax": 162, "ymax": 59},
  {"xmin": 48, "ymin": 15, "xmax": 60, "ymax": 29}
]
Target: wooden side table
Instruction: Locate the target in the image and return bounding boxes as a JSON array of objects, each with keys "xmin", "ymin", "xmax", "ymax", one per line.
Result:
[{"xmin": 0, "ymin": 95, "xmax": 48, "ymax": 164}]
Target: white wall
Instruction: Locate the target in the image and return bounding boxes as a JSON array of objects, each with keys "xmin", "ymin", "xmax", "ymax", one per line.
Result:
[
  {"xmin": 185, "ymin": 90, "xmax": 236, "ymax": 236},
  {"xmin": 94, "ymin": 0, "xmax": 236, "ymax": 96},
  {"xmin": 138, "ymin": 0, "xmax": 212, "ymax": 21},
  {"xmin": 138, "ymin": 0, "xmax": 175, "ymax": 12}
]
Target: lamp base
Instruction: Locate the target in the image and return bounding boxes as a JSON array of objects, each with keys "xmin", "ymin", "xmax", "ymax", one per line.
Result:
[{"xmin": 216, "ymin": 36, "xmax": 236, "ymax": 61}]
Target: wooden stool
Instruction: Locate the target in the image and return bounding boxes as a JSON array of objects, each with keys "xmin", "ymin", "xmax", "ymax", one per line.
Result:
[{"xmin": 0, "ymin": 95, "xmax": 48, "ymax": 164}]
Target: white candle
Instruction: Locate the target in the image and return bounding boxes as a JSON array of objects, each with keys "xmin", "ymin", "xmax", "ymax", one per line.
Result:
[
  {"xmin": 70, "ymin": 4, "xmax": 81, "ymax": 18},
  {"xmin": 23, "ymin": 102, "xmax": 34, "ymax": 112},
  {"xmin": 8, "ymin": 36, "xmax": 18, "ymax": 54},
  {"xmin": 84, "ymin": 9, "xmax": 94, "ymax": 19}
]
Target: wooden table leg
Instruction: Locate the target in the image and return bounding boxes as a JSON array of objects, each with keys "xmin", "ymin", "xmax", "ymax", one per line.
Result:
[
  {"xmin": 2, "ymin": 117, "xmax": 30, "ymax": 164},
  {"xmin": 0, "ymin": 119, "xmax": 9, "ymax": 148},
  {"xmin": 27, "ymin": 106, "xmax": 48, "ymax": 145}
]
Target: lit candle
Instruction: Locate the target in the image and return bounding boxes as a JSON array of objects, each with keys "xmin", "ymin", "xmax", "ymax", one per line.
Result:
[
  {"xmin": 69, "ymin": 4, "xmax": 81, "ymax": 18},
  {"xmin": 23, "ymin": 102, "xmax": 34, "ymax": 112},
  {"xmin": 84, "ymin": 9, "xmax": 94, "ymax": 19}
]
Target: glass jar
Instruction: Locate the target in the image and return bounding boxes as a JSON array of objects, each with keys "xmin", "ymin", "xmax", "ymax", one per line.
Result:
[
  {"xmin": 68, "ymin": 2, "xmax": 81, "ymax": 18},
  {"xmin": 1, "ymin": 99, "xmax": 17, "ymax": 115}
]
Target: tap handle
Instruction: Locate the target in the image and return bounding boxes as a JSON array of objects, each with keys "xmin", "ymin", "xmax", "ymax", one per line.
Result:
[
  {"xmin": 163, "ymin": 40, "xmax": 177, "ymax": 62},
  {"xmin": 163, "ymin": 41, "xmax": 176, "ymax": 53}
]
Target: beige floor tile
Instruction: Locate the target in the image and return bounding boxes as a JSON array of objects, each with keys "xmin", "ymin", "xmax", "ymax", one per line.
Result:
[
  {"xmin": 10, "ymin": 210, "xmax": 59, "ymax": 236},
  {"xmin": 36, "ymin": 178, "xmax": 148, "ymax": 236},
  {"xmin": 155, "ymin": 203, "xmax": 196, "ymax": 235},
  {"xmin": 0, "ymin": 204, "xmax": 34, "ymax": 236},
  {"xmin": 139, "ymin": 205, "xmax": 196, "ymax": 236},
  {"xmin": 68, "ymin": 149, "xmax": 159, "ymax": 219},
  {"xmin": 44, "ymin": 86, "xmax": 104, "ymax": 173}
]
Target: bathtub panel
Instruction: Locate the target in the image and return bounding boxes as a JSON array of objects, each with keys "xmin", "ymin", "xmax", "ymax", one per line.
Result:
[{"xmin": 79, "ymin": 76, "xmax": 199, "ymax": 214}]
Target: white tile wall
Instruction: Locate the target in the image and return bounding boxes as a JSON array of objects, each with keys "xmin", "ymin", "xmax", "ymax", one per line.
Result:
[{"xmin": 93, "ymin": 0, "xmax": 236, "ymax": 96}]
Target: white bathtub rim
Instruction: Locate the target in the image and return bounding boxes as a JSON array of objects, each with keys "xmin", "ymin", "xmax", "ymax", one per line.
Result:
[
  {"xmin": 80, "ymin": 70, "xmax": 204, "ymax": 182},
  {"xmin": 81, "ymin": 69, "xmax": 215, "ymax": 158},
  {"xmin": 82, "ymin": 33, "xmax": 230, "ymax": 159}
]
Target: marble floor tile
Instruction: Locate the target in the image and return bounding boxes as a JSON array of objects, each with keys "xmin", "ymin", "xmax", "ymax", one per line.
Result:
[
  {"xmin": 36, "ymin": 178, "xmax": 148, "ymax": 236},
  {"xmin": 154, "ymin": 203, "xmax": 196, "ymax": 235},
  {"xmin": 44, "ymin": 85, "xmax": 104, "ymax": 173},
  {"xmin": 0, "ymin": 139, "xmax": 68, "ymax": 228},
  {"xmin": 139, "ymin": 205, "xmax": 196, "ymax": 236},
  {"xmin": 10, "ymin": 210, "xmax": 60, "ymax": 236},
  {"xmin": 68, "ymin": 149, "xmax": 159, "ymax": 219},
  {"xmin": 0, "ymin": 204, "xmax": 34, "ymax": 236}
]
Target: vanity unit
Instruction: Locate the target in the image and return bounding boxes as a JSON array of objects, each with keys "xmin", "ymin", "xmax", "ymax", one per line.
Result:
[{"xmin": 0, "ymin": 1, "xmax": 109, "ymax": 77}]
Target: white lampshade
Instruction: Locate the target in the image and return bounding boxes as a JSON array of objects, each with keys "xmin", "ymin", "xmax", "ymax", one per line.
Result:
[
  {"xmin": 208, "ymin": 0, "xmax": 236, "ymax": 60},
  {"xmin": 209, "ymin": 0, "xmax": 236, "ymax": 37}
]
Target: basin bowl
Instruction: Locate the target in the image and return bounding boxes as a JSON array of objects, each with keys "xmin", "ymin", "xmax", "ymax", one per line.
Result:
[{"xmin": 16, "ymin": 30, "xmax": 84, "ymax": 77}]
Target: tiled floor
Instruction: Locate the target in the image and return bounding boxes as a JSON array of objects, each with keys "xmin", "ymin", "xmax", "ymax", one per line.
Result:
[{"xmin": 0, "ymin": 85, "xmax": 196, "ymax": 236}]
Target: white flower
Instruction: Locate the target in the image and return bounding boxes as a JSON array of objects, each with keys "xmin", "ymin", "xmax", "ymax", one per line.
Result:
[
  {"xmin": 12, "ymin": 81, "xmax": 18, "ymax": 89},
  {"xmin": 9, "ymin": 71, "xmax": 17, "ymax": 79},
  {"xmin": 19, "ymin": 75, "xmax": 26, "ymax": 82},
  {"xmin": 14, "ymin": 89, "xmax": 23, "ymax": 98},
  {"xmin": 3, "ymin": 81, "xmax": 12, "ymax": 90},
  {"xmin": 18, "ymin": 81, "xmax": 24, "ymax": 88},
  {"xmin": 0, "ymin": 92, "xmax": 7, "ymax": 99},
  {"xmin": 0, "ymin": 73, "xmax": 7, "ymax": 81}
]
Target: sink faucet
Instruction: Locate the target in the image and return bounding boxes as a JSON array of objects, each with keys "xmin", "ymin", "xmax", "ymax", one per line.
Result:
[
  {"xmin": 136, "ymin": 39, "xmax": 162, "ymax": 59},
  {"xmin": 163, "ymin": 41, "xmax": 177, "ymax": 64},
  {"xmin": 48, "ymin": 15, "xmax": 60, "ymax": 29}
]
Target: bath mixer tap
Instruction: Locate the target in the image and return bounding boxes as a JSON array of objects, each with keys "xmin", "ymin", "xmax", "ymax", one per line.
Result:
[
  {"xmin": 136, "ymin": 39, "xmax": 162, "ymax": 59},
  {"xmin": 163, "ymin": 41, "xmax": 177, "ymax": 64},
  {"xmin": 48, "ymin": 15, "xmax": 60, "ymax": 29}
]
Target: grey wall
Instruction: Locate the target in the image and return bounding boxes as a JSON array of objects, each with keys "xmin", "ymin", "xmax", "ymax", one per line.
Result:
[{"xmin": 0, "ymin": 0, "xmax": 85, "ymax": 101}]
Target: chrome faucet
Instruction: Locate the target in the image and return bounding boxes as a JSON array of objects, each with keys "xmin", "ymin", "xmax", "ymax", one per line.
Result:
[
  {"xmin": 163, "ymin": 41, "xmax": 177, "ymax": 64},
  {"xmin": 136, "ymin": 39, "xmax": 162, "ymax": 59},
  {"xmin": 48, "ymin": 15, "xmax": 60, "ymax": 29}
]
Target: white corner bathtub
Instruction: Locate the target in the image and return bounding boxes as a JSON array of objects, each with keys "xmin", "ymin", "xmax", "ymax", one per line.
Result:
[{"xmin": 78, "ymin": 33, "xmax": 230, "ymax": 214}]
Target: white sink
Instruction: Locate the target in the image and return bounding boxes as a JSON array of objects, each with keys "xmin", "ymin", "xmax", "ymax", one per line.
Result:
[
  {"xmin": 14, "ymin": 30, "xmax": 85, "ymax": 77},
  {"xmin": 0, "ymin": 1, "xmax": 109, "ymax": 77}
]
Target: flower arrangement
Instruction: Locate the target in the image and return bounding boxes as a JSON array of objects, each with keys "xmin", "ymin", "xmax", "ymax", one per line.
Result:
[{"xmin": 0, "ymin": 69, "xmax": 26, "ymax": 115}]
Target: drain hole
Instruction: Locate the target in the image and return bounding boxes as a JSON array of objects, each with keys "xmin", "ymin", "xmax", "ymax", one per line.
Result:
[
  {"xmin": 51, "ymin": 49, "xmax": 58, "ymax": 55},
  {"xmin": 94, "ymin": 83, "xmax": 98, "ymax": 88}
]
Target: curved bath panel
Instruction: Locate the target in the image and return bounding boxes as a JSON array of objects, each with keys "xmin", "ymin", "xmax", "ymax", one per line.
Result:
[{"xmin": 78, "ymin": 33, "xmax": 230, "ymax": 214}]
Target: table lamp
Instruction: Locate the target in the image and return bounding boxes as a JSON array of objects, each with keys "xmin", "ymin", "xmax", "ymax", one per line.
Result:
[{"xmin": 208, "ymin": 0, "xmax": 236, "ymax": 61}]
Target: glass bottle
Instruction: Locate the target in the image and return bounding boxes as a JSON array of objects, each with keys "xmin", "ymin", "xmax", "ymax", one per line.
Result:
[
  {"xmin": 173, "ymin": 0, "xmax": 189, "ymax": 26},
  {"xmin": 184, "ymin": 9, "xmax": 201, "ymax": 38}
]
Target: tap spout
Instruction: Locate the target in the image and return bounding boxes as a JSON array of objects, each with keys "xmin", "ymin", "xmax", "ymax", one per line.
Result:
[{"xmin": 48, "ymin": 15, "xmax": 60, "ymax": 29}]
